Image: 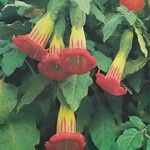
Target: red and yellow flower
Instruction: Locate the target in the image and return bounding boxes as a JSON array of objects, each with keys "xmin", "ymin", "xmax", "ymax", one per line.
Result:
[
  {"xmin": 120, "ymin": 0, "xmax": 145, "ymax": 11},
  {"xmin": 38, "ymin": 34, "xmax": 71, "ymax": 80},
  {"xmin": 45, "ymin": 104, "xmax": 86, "ymax": 150},
  {"xmin": 96, "ymin": 29, "xmax": 133, "ymax": 96},
  {"xmin": 38, "ymin": 17, "xmax": 72, "ymax": 80},
  {"xmin": 60, "ymin": 6, "xmax": 96, "ymax": 75},
  {"xmin": 12, "ymin": 12, "xmax": 54, "ymax": 61}
]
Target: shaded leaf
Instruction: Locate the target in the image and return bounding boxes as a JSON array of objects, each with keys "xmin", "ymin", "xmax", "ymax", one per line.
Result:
[
  {"xmin": 134, "ymin": 27, "xmax": 148, "ymax": 57},
  {"xmin": 123, "ymin": 56, "xmax": 149, "ymax": 77},
  {"xmin": 146, "ymin": 140, "xmax": 150, "ymax": 150},
  {"xmin": 1, "ymin": 1, "xmax": 33, "ymax": 18},
  {"xmin": 105, "ymin": 94, "xmax": 123, "ymax": 124},
  {"xmin": 76, "ymin": 97, "xmax": 93, "ymax": 132},
  {"xmin": 0, "ymin": 117, "xmax": 40, "ymax": 150},
  {"xmin": 0, "ymin": 82, "xmax": 17, "ymax": 124},
  {"xmin": 89, "ymin": 103, "xmax": 118, "ymax": 150},
  {"xmin": 127, "ymin": 71, "xmax": 142, "ymax": 93},
  {"xmin": 0, "ymin": 21, "xmax": 31, "ymax": 40},
  {"xmin": 17, "ymin": 74, "xmax": 50, "ymax": 112}
]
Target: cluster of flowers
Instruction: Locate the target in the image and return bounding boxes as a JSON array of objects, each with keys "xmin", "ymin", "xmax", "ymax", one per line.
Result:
[{"xmin": 12, "ymin": 0, "xmax": 144, "ymax": 149}]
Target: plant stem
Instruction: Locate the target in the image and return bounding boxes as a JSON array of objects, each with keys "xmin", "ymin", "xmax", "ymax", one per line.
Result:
[{"xmin": 25, "ymin": 60, "xmax": 36, "ymax": 75}]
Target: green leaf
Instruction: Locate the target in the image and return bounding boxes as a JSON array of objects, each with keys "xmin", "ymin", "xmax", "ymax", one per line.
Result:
[
  {"xmin": 123, "ymin": 56, "xmax": 149, "ymax": 78},
  {"xmin": 92, "ymin": 51, "xmax": 112, "ymax": 72},
  {"xmin": 2, "ymin": 49, "xmax": 26, "ymax": 76},
  {"xmin": 72, "ymin": 0, "xmax": 91, "ymax": 14},
  {"xmin": 134, "ymin": 27, "xmax": 148, "ymax": 57},
  {"xmin": 90, "ymin": 3, "xmax": 105, "ymax": 23},
  {"xmin": 1, "ymin": 1, "xmax": 33, "ymax": 18},
  {"xmin": 0, "ymin": 0, "xmax": 9, "ymax": 4},
  {"xmin": 0, "ymin": 40, "xmax": 11, "ymax": 55},
  {"xmin": 103, "ymin": 13, "xmax": 124, "ymax": 42},
  {"xmin": 87, "ymin": 40, "xmax": 95, "ymax": 51},
  {"xmin": 23, "ymin": 0, "xmax": 49, "ymax": 8},
  {"xmin": 59, "ymin": 74, "xmax": 93, "ymax": 111},
  {"xmin": 117, "ymin": 128, "xmax": 144, "ymax": 150},
  {"xmin": 0, "ymin": 21, "xmax": 31, "ymax": 40},
  {"xmin": 76, "ymin": 97, "xmax": 93, "ymax": 132},
  {"xmin": 0, "ymin": 82, "xmax": 17, "ymax": 124},
  {"xmin": 117, "ymin": 6, "xmax": 137, "ymax": 25},
  {"xmin": 89, "ymin": 103, "xmax": 118, "ymax": 150},
  {"xmin": 129, "ymin": 116, "xmax": 146, "ymax": 130},
  {"xmin": 105, "ymin": 94, "xmax": 123, "ymax": 124},
  {"xmin": 0, "ymin": 117, "xmax": 40, "ymax": 150},
  {"xmin": 120, "ymin": 121, "xmax": 136, "ymax": 131},
  {"xmin": 146, "ymin": 140, "xmax": 150, "ymax": 150},
  {"xmin": 127, "ymin": 71, "xmax": 142, "ymax": 93},
  {"xmin": 17, "ymin": 74, "xmax": 50, "ymax": 112}
]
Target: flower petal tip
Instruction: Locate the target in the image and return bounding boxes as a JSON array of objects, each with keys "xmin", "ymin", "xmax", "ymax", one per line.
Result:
[
  {"xmin": 12, "ymin": 35, "xmax": 47, "ymax": 61},
  {"xmin": 45, "ymin": 133, "xmax": 86, "ymax": 150},
  {"xmin": 96, "ymin": 72, "xmax": 127, "ymax": 96}
]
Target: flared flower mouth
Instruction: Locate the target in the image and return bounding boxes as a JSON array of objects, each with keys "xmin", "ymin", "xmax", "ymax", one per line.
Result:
[
  {"xmin": 45, "ymin": 133, "xmax": 86, "ymax": 150},
  {"xmin": 38, "ymin": 55, "xmax": 70, "ymax": 80},
  {"xmin": 60, "ymin": 48, "xmax": 96, "ymax": 74},
  {"xmin": 95, "ymin": 52, "xmax": 127, "ymax": 96},
  {"xmin": 96, "ymin": 72, "xmax": 126, "ymax": 96},
  {"xmin": 12, "ymin": 13, "xmax": 54, "ymax": 61},
  {"xmin": 12, "ymin": 35, "xmax": 47, "ymax": 61},
  {"xmin": 120, "ymin": 0, "xmax": 145, "ymax": 11},
  {"xmin": 45, "ymin": 103, "xmax": 86, "ymax": 150},
  {"xmin": 59, "ymin": 26, "xmax": 96, "ymax": 74}
]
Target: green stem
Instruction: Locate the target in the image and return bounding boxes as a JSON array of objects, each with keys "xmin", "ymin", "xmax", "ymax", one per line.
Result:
[
  {"xmin": 54, "ymin": 15, "xmax": 66, "ymax": 37},
  {"xmin": 25, "ymin": 60, "xmax": 35, "ymax": 75},
  {"xmin": 119, "ymin": 28, "xmax": 133, "ymax": 57},
  {"xmin": 70, "ymin": 5, "xmax": 86, "ymax": 27},
  {"xmin": 145, "ymin": 133, "xmax": 150, "ymax": 140}
]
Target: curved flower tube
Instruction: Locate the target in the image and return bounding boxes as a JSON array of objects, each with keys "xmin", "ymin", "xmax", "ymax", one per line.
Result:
[
  {"xmin": 12, "ymin": 12, "xmax": 54, "ymax": 61},
  {"xmin": 38, "ymin": 35, "xmax": 71, "ymax": 80},
  {"xmin": 60, "ymin": 6, "xmax": 96, "ymax": 75},
  {"xmin": 45, "ymin": 104, "xmax": 86, "ymax": 150},
  {"xmin": 96, "ymin": 29, "xmax": 133, "ymax": 96},
  {"xmin": 38, "ymin": 16, "xmax": 71, "ymax": 80},
  {"xmin": 120, "ymin": 0, "xmax": 145, "ymax": 11}
]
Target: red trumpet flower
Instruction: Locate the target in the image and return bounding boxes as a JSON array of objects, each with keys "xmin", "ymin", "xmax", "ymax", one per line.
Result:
[
  {"xmin": 38, "ymin": 35, "xmax": 71, "ymax": 80},
  {"xmin": 12, "ymin": 12, "xmax": 54, "ymax": 61},
  {"xmin": 96, "ymin": 29, "xmax": 133, "ymax": 96},
  {"xmin": 120, "ymin": 0, "xmax": 145, "ymax": 11},
  {"xmin": 60, "ymin": 26, "xmax": 96, "ymax": 74},
  {"xmin": 45, "ymin": 104, "xmax": 86, "ymax": 150},
  {"xmin": 96, "ymin": 51, "xmax": 127, "ymax": 96}
]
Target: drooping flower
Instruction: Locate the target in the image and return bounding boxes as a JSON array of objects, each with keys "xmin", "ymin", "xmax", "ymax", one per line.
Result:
[
  {"xmin": 12, "ymin": 0, "xmax": 68, "ymax": 62},
  {"xmin": 38, "ymin": 17, "xmax": 71, "ymax": 80},
  {"xmin": 45, "ymin": 104, "xmax": 86, "ymax": 150},
  {"xmin": 38, "ymin": 35, "xmax": 71, "ymax": 80},
  {"xmin": 12, "ymin": 12, "xmax": 54, "ymax": 61},
  {"xmin": 120, "ymin": 0, "xmax": 145, "ymax": 11},
  {"xmin": 60, "ymin": 6, "xmax": 96, "ymax": 74},
  {"xmin": 96, "ymin": 29, "xmax": 133, "ymax": 96}
]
